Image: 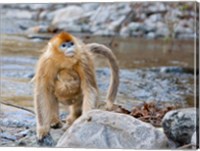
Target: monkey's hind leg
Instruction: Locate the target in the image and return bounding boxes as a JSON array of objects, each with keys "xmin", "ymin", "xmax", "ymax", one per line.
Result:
[{"xmin": 63, "ymin": 100, "xmax": 82, "ymax": 131}]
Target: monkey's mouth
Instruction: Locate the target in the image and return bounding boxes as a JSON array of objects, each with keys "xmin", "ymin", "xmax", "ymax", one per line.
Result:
[{"xmin": 65, "ymin": 50, "xmax": 75, "ymax": 57}]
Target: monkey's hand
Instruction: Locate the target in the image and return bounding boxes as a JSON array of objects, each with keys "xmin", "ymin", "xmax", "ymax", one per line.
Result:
[{"xmin": 37, "ymin": 133, "xmax": 55, "ymax": 147}]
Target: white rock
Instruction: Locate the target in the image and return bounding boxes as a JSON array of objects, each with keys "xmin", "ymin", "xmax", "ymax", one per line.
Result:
[
  {"xmin": 52, "ymin": 6, "xmax": 84, "ymax": 25},
  {"xmin": 191, "ymin": 132, "xmax": 196, "ymax": 145},
  {"xmin": 57, "ymin": 110, "xmax": 167, "ymax": 149}
]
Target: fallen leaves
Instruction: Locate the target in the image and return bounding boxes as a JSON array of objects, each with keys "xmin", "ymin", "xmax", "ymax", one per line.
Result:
[{"xmin": 111, "ymin": 102, "xmax": 178, "ymax": 127}]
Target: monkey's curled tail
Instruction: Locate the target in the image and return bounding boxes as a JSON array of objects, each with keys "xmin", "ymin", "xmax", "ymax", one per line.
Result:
[{"xmin": 86, "ymin": 43, "xmax": 119, "ymax": 109}]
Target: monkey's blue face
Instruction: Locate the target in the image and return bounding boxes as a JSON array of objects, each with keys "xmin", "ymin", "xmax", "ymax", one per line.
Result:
[{"xmin": 60, "ymin": 41, "xmax": 75, "ymax": 57}]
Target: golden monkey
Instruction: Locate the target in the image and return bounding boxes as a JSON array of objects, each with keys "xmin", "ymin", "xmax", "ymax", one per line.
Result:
[{"xmin": 33, "ymin": 32, "xmax": 119, "ymax": 145}]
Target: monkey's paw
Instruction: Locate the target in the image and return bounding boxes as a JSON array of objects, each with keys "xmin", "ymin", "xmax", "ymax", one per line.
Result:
[
  {"xmin": 50, "ymin": 121, "xmax": 63, "ymax": 129},
  {"xmin": 37, "ymin": 133, "xmax": 55, "ymax": 147}
]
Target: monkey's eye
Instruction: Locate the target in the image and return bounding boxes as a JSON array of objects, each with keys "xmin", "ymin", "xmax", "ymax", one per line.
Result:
[
  {"xmin": 60, "ymin": 41, "xmax": 74, "ymax": 50},
  {"xmin": 69, "ymin": 41, "xmax": 74, "ymax": 46},
  {"xmin": 61, "ymin": 43, "xmax": 66, "ymax": 48}
]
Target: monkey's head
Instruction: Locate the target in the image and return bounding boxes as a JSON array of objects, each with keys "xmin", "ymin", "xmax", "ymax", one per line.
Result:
[{"xmin": 49, "ymin": 32, "xmax": 80, "ymax": 57}]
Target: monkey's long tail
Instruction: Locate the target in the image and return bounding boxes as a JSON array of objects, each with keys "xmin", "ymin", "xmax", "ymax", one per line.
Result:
[{"xmin": 86, "ymin": 43, "xmax": 119, "ymax": 107}]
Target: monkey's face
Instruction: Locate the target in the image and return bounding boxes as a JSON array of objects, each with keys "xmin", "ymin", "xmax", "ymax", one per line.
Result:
[
  {"xmin": 50, "ymin": 32, "xmax": 78, "ymax": 57},
  {"xmin": 60, "ymin": 41, "xmax": 75, "ymax": 57}
]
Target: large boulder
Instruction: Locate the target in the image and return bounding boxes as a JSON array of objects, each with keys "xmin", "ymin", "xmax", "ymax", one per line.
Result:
[
  {"xmin": 162, "ymin": 108, "xmax": 198, "ymax": 147},
  {"xmin": 56, "ymin": 110, "xmax": 167, "ymax": 149},
  {"xmin": 51, "ymin": 5, "xmax": 84, "ymax": 25}
]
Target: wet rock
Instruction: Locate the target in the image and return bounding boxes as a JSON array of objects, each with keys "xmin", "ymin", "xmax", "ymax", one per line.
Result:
[
  {"xmin": 57, "ymin": 110, "xmax": 167, "ymax": 149},
  {"xmin": 51, "ymin": 5, "xmax": 84, "ymax": 25},
  {"xmin": 146, "ymin": 32, "xmax": 156, "ymax": 39},
  {"xmin": 162, "ymin": 108, "xmax": 198, "ymax": 147}
]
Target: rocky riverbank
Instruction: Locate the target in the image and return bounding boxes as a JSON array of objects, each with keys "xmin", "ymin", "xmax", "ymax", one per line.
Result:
[{"xmin": 1, "ymin": 2, "xmax": 196, "ymax": 39}]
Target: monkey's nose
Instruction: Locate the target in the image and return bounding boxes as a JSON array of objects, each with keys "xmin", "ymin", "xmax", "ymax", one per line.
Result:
[{"xmin": 67, "ymin": 42, "xmax": 74, "ymax": 47}]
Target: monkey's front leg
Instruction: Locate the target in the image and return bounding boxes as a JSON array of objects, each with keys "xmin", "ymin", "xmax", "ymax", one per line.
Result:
[{"xmin": 34, "ymin": 89, "xmax": 57, "ymax": 146}]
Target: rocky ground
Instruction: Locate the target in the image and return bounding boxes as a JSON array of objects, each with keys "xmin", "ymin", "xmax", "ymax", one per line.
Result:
[{"xmin": 1, "ymin": 2, "xmax": 197, "ymax": 39}]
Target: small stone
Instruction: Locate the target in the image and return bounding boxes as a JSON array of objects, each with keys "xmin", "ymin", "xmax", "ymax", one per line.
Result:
[{"xmin": 162, "ymin": 108, "xmax": 198, "ymax": 147}]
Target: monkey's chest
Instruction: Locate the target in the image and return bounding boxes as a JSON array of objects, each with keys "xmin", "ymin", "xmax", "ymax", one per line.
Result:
[{"xmin": 54, "ymin": 69, "xmax": 82, "ymax": 105}]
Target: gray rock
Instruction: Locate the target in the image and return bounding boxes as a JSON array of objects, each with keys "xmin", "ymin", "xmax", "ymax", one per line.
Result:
[
  {"xmin": 148, "ymin": 14, "xmax": 162, "ymax": 22},
  {"xmin": 146, "ymin": 2, "xmax": 167, "ymax": 14},
  {"xmin": 143, "ymin": 21, "xmax": 157, "ymax": 32},
  {"xmin": 162, "ymin": 108, "xmax": 198, "ymax": 147},
  {"xmin": 128, "ymin": 22, "xmax": 143, "ymax": 32},
  {"xmin": 57, "ymin": 110, "xmax": 167, "ymax": 149},
  {"xmin": 155, "ymin": 22, "xmax": 169, "ymax": 37}
]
